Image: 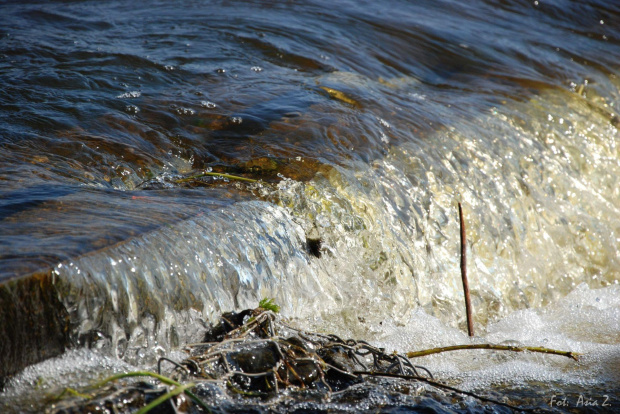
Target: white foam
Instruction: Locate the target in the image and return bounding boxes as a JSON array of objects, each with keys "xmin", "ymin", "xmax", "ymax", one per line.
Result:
[{"xmin": 366, "ymin": 283, "xmax": 620, "ymax": 392}]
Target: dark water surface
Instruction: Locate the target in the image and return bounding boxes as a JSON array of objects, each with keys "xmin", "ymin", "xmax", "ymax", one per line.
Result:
[
  {"xmin": 1, "ymin": 0, "xmax": 620, "ymax": 412},
  {"xmin": 1, "ymin": 0, "xmax": 619, "ymax": 276}
]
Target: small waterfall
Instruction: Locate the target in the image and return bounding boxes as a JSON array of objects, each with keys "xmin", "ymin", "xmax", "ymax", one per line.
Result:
[{"xmin": 43, "ymin": 83, "xmax": 619, "ymax": 367}]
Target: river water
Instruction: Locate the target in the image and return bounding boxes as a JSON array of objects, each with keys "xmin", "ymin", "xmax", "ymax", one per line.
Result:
[{"xmin": 1, "ymin": 0, "xmax": 619, "ymax": 412}]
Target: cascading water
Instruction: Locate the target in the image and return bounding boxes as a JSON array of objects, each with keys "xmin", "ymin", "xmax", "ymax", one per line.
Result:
[{"xmin": 1, "ymin": 0, "xmax": 619, "ymax": 412}]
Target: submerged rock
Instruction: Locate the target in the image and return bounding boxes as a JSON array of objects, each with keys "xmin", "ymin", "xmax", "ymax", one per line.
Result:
[{"xmin": 0, "ymin": 271, "xmax": 70, "ymax": 388}]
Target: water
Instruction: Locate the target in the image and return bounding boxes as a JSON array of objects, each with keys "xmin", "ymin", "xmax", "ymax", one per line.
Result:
[{"xmin": 1, "ymin": 0, "xmax": 620, "ymax": 411}]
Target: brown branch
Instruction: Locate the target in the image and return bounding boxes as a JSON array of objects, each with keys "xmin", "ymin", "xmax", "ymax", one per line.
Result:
[
  {"xmin": 406, "ymin": 343, "xmax": 580, "ymax": 361},
  {"xmin": 458, "ymin": 202, "xmax": 474, "ymax": 337}
]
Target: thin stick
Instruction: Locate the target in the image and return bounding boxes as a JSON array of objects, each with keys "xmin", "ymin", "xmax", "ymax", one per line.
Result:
[
  {"xmin": 458, "ymin": 202, "xmax": 474, "ymax": 337},
  {"xmin": 406, "ymin": 343, "xmax": 580, "ymax": 360}
]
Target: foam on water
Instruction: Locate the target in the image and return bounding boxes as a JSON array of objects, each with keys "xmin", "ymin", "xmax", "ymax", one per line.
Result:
[
  {"xmin": 1, "ymin": 349, "xmax": 135, "ymax": 412},
  {"xmin": 3, "ymin": 284, "xmax": 617, "ymax": 412},
  {"xmin": 370, "ymin": 284, "xmax": 619, "ymax": 386}
]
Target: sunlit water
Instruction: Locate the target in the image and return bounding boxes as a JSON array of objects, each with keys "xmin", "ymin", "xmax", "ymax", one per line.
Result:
[{"xmin": 1, "ymin": 0, "xmax": 619, "ymax": 412}]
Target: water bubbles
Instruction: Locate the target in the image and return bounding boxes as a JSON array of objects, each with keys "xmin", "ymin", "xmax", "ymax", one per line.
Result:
[
  {"xmin": 409, "ymin": 92, "xmax": 426, "ymax": 100},
  {"xmin": 164, "ymin": 65, "xmax": 175, "ymax": 71},
  {"xmin": 116, "ymin": 91, "xmax": 141, "ymax": 99},
  {"xmin": 170, "ymin": 104, "xmax": 195, "ymax": 115},
  {"xmin": 316, "ymin": 214, "xmax": 330, "ymax": 228},
  {"xmin": 201, "ymin": 100, "xmax": 217, "ymax": 109},
  {"xmin": 216, "ymin": 68, "xmax": 226, "ymax": 73},
  {"xmin": 125, "ymin": 104, "xmax": 139, "ymax": 114},
  {"xmin": 230, "ymin": 116, "xmax": 242, "ymax": 124},
  {"xmin": 152, "ymin": 345, "xmax": 165, "ymax": 357},
  {"xmin": 251, "ymin": 66, "xmax": 263, "ymax": 72}
]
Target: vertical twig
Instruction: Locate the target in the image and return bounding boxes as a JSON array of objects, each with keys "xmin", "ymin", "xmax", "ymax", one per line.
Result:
[{"xmin": 458, "ymin": 202, "xmax": 474, "ymax": 337}]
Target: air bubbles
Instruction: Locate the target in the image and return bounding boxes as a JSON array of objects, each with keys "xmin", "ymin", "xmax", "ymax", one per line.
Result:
[
  {"xmin": 117, "ymin": 91, "xmax": 141, "ymax": 99},
  {"xmin": 316, "ymin": 214, "xmax": 330, "ymax": 228},
  {"xmin": 170, "ymin": 104, "xmax": 195, "ymax": 115},
  {"xmin": 409, "ymin": 92, "xmax": 426, "ymax": 100},
  {"xmin": 179, "ymin": 107, "xmax": 195, "ymax": 115},
  {"xmin": 164, "ymin": 65, "xmax": 175, "ymax": 71},
  {"xmin": 152, "ymin": 345, "xmax": 165, "ymax": 357},
  {"xmin": 201, "ymin": 101, "xmax": 217, "ymax": 109},
  {"xmin": 216, "ymin": 68, "xmax": 226, "ymax": 73},
  {"xmin": 125, "ymin": 105, "xmax": 139, "ymax": 114},
  {"xmin": 251, "ymin": 66, "xmax": 263, "ymax": 72},
  {"xmin": 230, "ymin": 116, "xmax": 242, "ymax": 124}
]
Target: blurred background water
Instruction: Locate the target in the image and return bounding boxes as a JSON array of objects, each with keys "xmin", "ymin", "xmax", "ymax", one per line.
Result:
[{"xmin": 1, "ymin": 0, "xmax": 619, "ymax": 412}]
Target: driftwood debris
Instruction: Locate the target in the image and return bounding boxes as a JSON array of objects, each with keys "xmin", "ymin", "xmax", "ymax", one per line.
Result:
[{"xmin": 48, "ymin": 299, "xmax": 578, "ymax": 414}]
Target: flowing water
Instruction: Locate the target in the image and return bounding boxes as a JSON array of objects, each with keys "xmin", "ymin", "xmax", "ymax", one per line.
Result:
[{"xmin": 1, "ymin": 0, "xmax": 620, "ymax": 412}]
